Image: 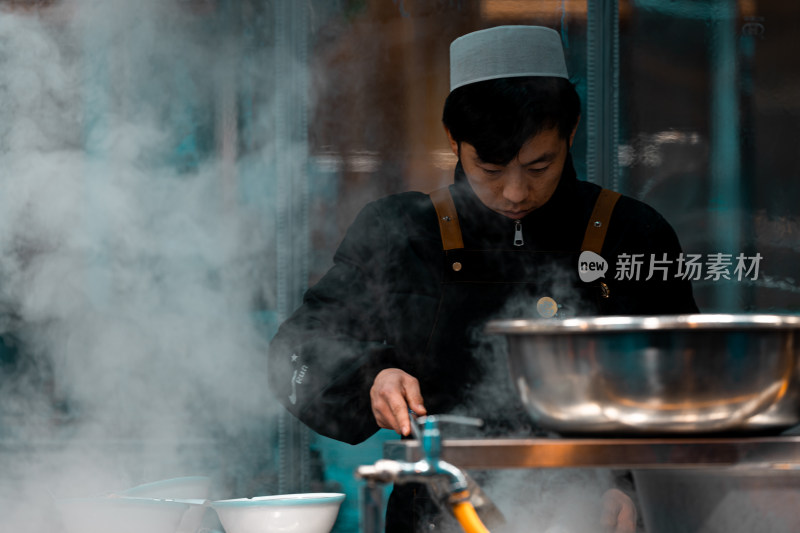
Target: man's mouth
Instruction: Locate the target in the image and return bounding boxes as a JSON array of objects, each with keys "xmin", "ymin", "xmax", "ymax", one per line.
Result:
[{"xmin": 500, "ymin": 209, "xmax": 531, "ymax": 219}]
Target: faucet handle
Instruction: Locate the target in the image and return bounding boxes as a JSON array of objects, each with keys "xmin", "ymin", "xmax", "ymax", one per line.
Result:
[
  {"xmin": 408, "ymin": 411, "xmax": 483, "ymax": 440},
  {"xmin": 413, "ymin": 415, "xmax": 484, "ymax": 463},
  {"xmin": 416, "ymin": 414, "xmax": 484, "ymax": 429},
  {"xmin": 408, "ymin": 409, "xmax": 423, "ymax": 441}
]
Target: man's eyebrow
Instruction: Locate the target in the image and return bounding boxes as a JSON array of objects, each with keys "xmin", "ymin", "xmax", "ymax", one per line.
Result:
[
  {"xmin": 520, "ymin": 152, "xmax": 557, "ymax": 166},
  {"xmin": 474, "ymin": 155, "xmax": 504, "ymax": 166}
]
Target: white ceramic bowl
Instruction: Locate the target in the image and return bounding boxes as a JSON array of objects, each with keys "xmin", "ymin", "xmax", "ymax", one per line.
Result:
[
  {"xmin": 119, "ymin": 477, "xmax": 212, "ymax": 533},
  {"xmin": 56, "ymin": 497, "xmax": 192, "ymax": 533},
  {"xmin": 120, "ymin": 476, "xmax": 212, "ymax": 500},
  {"xmin": 211, "ymin": 493, "xmax": 345, "ymax": 533}
]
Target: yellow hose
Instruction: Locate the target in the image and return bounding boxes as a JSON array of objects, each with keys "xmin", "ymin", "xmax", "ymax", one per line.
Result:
[{"xmin": 450, "ymin": 491, "xmax": 490, "ymax": 533}]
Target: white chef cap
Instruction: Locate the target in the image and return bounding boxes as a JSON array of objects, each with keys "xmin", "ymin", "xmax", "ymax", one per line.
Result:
[{"xmin": 449, "ymin": 25, "xmax": 569, "ymax": 92}]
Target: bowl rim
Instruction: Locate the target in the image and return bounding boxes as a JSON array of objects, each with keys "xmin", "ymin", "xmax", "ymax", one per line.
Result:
[
  {"xmin": 210, "ymin": 493, "xmax": 345, "ymax": 508},
  {"xmin": 56, "ymin": 497, "xmax": 192, "ymax": 510},
  {"xmin": 486, "ymin": 313, "xmax": 800, "ymax": 335},
  {"xmin": 120, "ymin": 476, "xmax": 211, "ymax": 497}
]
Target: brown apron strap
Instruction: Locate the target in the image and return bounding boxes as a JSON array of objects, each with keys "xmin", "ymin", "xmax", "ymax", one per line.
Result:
[
  {"xmin": 431, "ymin": 186, "xmax": 619, "ymax": 253},
  {"xmin": 429, "ymin": 187, "xmax": 464, "ymax": 251},
  {"xmin": 581, "ymin": 189, "xmax": 621, "ymax": 254}
]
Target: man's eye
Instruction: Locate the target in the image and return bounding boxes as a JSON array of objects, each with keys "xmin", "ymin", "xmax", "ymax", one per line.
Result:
[
  {"xmin": 481, "ymin": 167, "xmax": 502, "ymax": 175},
  {"xmin": 528, "ymin": 166, "xmax": 549, "ymax": 174}
]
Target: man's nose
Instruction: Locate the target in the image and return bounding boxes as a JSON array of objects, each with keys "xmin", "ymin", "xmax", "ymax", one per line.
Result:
[{"xmin": 502, "ymin": 169, "xmax": 528, "ymax": 204}]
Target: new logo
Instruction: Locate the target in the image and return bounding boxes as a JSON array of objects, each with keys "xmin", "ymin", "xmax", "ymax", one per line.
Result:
[{"xmin": 578, "ymin": 251, "xmax": 608, "ymax": 282}]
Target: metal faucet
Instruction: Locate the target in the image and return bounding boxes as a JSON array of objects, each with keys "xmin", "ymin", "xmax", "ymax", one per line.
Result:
[{"xmin": 356, "ymin": 414, "xmax": 484, "ymax": 533}]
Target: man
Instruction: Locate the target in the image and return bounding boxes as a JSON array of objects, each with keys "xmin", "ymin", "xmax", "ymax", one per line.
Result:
[{"xmin": 268, "ymin": 26, "xmax": 697, "ymax": 532}]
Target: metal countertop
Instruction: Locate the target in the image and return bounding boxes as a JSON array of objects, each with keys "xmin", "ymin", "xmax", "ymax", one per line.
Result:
[{"xmin": 384, "ymin": 436, "xmax": 800, "ymax": 469}]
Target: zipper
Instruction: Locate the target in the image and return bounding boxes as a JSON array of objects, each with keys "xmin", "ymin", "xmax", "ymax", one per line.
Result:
[{"xmin": 513, "ymin": 219, "xmax": 524, "ymax": 247}]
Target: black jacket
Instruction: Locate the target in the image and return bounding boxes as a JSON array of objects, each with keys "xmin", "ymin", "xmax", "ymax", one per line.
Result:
[{"xmin": 267, "ymin": 158, "xmax": 698, "ymax": 445}]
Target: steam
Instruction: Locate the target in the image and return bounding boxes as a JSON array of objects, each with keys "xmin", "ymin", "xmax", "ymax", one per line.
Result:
[
  {"xmin": 0, "ymin": 1, "xmax": 284, "ymax": 529},
  {"xmin": 483, "ymin": 469, "xmax": 612, "ymax": 533},
  {"xmin": 439, "ymin": 263, "xmax": 626, "ymax": 532}
]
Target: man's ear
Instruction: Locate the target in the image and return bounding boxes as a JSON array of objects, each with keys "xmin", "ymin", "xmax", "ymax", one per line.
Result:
[
  {"xmin": 444, "ymin": 126, "xmax": 459, "ymax": 157},
  {"xmin": 569, "ymin": 116, "xmax": 580, "ymax": 148}
]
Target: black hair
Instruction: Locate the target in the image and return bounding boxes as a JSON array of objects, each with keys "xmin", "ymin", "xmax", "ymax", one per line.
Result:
[{"xmin": 442, "ymin": 76, "xmax": 581, "ymax": 165}]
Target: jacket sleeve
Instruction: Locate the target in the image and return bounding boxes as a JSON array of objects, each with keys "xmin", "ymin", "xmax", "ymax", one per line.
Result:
[{"xmin": 267, "ymin": 201, "xmax": 400, "ymax": 445}]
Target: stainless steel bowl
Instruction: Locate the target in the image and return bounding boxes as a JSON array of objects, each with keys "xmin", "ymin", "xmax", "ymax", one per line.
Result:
[{"xmin": 485, "ymin": 314, "xmax": 800, "ymax": 434}]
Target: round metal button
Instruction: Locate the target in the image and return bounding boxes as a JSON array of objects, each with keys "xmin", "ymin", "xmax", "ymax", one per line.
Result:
[
  {"xmin": 452, "ymin": 262, "xmax": 462, "ymax": 272},
  {"xmin": 536, "ymin": 297, "xmax": 558, "ymax": 318}
]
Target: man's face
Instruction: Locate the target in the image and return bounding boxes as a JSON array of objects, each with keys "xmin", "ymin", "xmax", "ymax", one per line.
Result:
[{"xmin": 447, "ymin": 126, "xmax": 576, "ymax": 220}]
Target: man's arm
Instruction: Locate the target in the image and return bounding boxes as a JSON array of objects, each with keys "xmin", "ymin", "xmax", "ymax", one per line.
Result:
[{"xmin": 267, "ymin": 201, "xmax": 425, "ymax": 444}]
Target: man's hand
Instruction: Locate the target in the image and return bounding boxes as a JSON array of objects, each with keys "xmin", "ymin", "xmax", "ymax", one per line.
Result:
[
  {"xmin": 601, "ymin": 488, "xmax": 637, "ymax": 533},
  {"xmin": 370, "ymin": 368, "xmax": 427, "ymax": 436}
]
